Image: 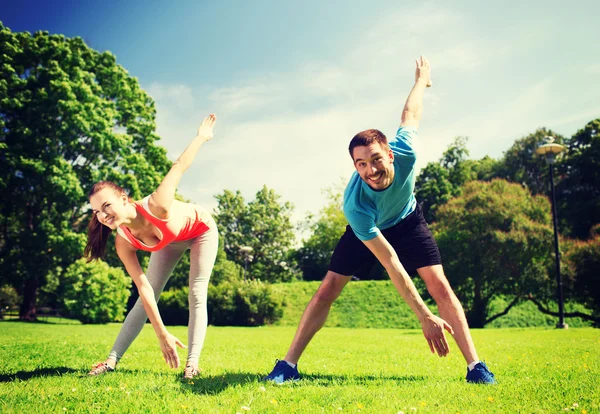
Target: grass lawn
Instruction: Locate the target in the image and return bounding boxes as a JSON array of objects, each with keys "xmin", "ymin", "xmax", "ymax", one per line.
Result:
[{"xmin": 0, "ymin": 322, "xmax": 598, "ymax": 413}]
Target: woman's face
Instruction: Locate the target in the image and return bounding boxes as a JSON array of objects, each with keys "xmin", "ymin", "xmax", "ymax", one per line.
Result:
[{"xmin": 89, "ymin": 188, "xmax": 130, "ymax": 229}]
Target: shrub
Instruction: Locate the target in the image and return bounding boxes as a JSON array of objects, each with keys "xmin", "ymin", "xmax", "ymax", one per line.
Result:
[
  {"xmin": 62, "ymin": 258, "xmax": 132, "ymax": 324},
  {"xmin": 158, "ymin": 279, "xmax": 284, "ymax": 326},
  {"xmin": 211, "ymin": 257, "xmax": 244, "ymax": 285},
  {"xmin": 565, "ymin": 235, "xmax": 600, "ymax": 326},
  {"xmin": 230, "ymin": 279, "xmax": 284, "ymax": 326},
  {"xmin": 159, "ymin": 288, "xmax": 189, "ymax": 326},
  {"xmin": 0, "ymin": 285, "xmax": 21, "ymax": 318}
]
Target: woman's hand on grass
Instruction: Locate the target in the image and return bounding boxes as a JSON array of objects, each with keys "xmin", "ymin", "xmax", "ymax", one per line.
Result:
[{"xmin": 158, "ymin": 332, "xmax": 187, "ymax": 368}]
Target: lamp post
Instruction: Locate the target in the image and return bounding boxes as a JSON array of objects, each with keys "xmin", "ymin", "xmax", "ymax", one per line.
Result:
[
  {"xmin": 535, "ymin": 136, "xmax": 567, "ymax": 329},
  {"xmin": 239, "ymin": 246, "xmax": 253, "ymax": 280}
]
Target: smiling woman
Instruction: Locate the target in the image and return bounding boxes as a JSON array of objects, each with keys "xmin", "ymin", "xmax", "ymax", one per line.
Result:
[
  {"xmin": 85, "ymin": 181, "xmax": 129, "ymax": 260},
  {"xmin": 83, "ymin": 114, "xmax": 219, "ymax": 380}
]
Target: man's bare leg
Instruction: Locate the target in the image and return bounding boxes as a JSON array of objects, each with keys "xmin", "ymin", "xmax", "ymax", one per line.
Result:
[
  {"xmin": 417, "ymin": 265, "xmax": 478, "ymax": 364},
  {"xmin": 283, "ymin": 271, "xmax": 350, "ymax": 364}
]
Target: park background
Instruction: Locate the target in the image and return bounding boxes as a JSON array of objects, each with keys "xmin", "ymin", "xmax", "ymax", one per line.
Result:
[{"xmin": 1, "ymin": 1, "xmax": 599, "ymax": 413}]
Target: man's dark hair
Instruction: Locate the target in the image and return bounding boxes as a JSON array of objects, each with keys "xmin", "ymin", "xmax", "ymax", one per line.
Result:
[{"xmin": 348, "ymin": 129, "xmax": 389, "ymax": 160}]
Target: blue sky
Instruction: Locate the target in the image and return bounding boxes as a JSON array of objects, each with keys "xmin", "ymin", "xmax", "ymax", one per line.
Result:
[{"xmin": 2, "ymin": 0, "xmax": 599, "ymax": 233}]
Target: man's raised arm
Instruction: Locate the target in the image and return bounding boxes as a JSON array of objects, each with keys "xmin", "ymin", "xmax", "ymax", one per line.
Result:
[{"xmin": 400, "ymin": 55, "xmax": 432, "ymax": 130}]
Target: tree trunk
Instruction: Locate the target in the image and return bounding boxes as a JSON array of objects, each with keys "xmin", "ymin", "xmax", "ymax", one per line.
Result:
[
  {"xmin": 466, "ymin": 302, "xmax": 487, "ymax": 328},
  {"xmin": 19, "ymin": 279, "xmax": 38, "ymax": 321},
  {"xmin": 467, "ymin": 277, "xmax": 486, "ymax": 328}
]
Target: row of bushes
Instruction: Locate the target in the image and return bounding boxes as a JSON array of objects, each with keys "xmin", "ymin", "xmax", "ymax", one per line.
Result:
[
  {"xmin": 21, "ymin": 259, "xmax": 284, "ymax": 325},
  {"xmin": 1, "ymin": 260, "xmax": 132, "ymax": 324},
  {"xmin": 3, "ymin": 259, "xmax": 594, "ymax": 328},
  {"xmin": 159, "ymin": 280, "xmax": 284, "ymax": 326}
]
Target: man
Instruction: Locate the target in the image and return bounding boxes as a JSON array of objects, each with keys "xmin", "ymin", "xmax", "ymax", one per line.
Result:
[{"xmin": 264, "ymin": 56, "xmax": 496, "ymax": 384}]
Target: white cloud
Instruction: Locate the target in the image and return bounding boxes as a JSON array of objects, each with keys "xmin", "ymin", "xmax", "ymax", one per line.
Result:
[{"xmin": 147, "ymin": 83, "xmax": 195, "ymax": 112}]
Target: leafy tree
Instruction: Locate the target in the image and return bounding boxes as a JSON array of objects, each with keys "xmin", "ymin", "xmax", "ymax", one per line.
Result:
[
  {"xmin": 524, "ymin": 228, "xmax": 599, "ymax": 328},
  {"xmin": 296, "ymin": 186, "xmax": 347, "ymax": 280},
  {"xmin": 496, "ymin": 128, "xmax": 567, "ymax": 196},
  {"xmin": 213, "ymin": 186, "xmax": 299, "ymax": 282},
  {"xmin": 415, "ymin": 163, "xmax": 455, "ymax": 223},
  {"xmin": 561, "ymin": 230, "xmax": 600, "ymax": 326},
  {"xmin": 557, "ymin": 119, "xmax": 600, "ymax": 239},
  {"xmin": 432, "ymin": 179, "xmax": 556, "ymax": 328},
  {"xmin": 208, "ymin": 237, "xmax": 244, "ymax": 285},
  {"xmin": 211, "ymin": 190, "xmax": 246, "ymax": 263},
  {"xmin": 0, "ymin": 24, "xmax": 171, "ymax": 319},
  {"xmin": 416, "ymin": 137, "xmax": 500, "ymax": 222},
  {"xmin": 440, "ymin": 136, "xmax": 472, "ymax": 185}
]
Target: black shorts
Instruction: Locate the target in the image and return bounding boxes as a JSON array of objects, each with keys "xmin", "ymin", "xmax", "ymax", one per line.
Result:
[{"xmin": 328, "ymin": 203, "xmax": 442, "ymax": 277}]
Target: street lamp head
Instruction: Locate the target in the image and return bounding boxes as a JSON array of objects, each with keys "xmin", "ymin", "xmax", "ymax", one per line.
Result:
[
  {"xmin": 536, "ymin": 136, "xmax": 564, "ymax": 165},
  {"xmin": 239, "ymin": 246, "xmax": 253, "ymax": 254}
]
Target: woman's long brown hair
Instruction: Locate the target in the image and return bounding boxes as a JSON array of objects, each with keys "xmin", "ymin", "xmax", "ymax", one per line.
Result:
[{"xmin": 83, "ymin": 181, "xmax": 127, "ymax": 262}]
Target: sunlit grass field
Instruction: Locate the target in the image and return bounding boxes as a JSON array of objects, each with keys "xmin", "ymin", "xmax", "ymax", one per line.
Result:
[{"xmin": 1, "ymin": 322, "xmax": 598, "ymax": 413}]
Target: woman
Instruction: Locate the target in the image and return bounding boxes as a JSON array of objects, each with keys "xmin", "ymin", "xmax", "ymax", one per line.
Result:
[{"xmin": 85, "ymin": 114, "xmax": 218, "ymax": 379}]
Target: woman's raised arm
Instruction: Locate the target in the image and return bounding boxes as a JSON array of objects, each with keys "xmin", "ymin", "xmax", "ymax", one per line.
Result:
[{"xmin": 148, "ymin": 114, "xmax": 217, "ymax": 218}]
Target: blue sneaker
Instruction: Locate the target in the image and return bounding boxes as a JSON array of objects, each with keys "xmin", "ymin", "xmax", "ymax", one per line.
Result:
[
  {"xmin": 466, "ymin": 361, "xmax": 496, "ymax": 384},
  {"xmin": 263, "ymin": 359, "xmax": 301, "ymax": 383}
]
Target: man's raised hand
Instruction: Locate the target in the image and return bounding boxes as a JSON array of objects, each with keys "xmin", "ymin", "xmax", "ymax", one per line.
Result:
[{"xmin": 415, "ymin": 55, "xmax": 432, "ymax": 88}]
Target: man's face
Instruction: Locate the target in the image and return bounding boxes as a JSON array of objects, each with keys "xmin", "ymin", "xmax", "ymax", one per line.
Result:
[{"xmin": 352, "ymin": 142, "xmax": 395, "ymax": 190}]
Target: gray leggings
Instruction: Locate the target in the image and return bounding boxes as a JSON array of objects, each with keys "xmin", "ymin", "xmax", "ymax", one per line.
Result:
[{"xmin": 108, "ymin": 222, "xmax": 218, "ymax": 367}]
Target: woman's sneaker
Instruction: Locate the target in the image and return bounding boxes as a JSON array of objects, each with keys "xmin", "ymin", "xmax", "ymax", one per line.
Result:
[{"xmin": 88, "ymin": 361, "xmax": 115, "ymax": 376}]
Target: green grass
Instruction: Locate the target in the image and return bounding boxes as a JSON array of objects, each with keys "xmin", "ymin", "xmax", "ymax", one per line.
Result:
[
  {"xmin": 1, "ymin": 322, "xmax": 598, "ymax": 413},
  {"xmin": 272, "ymin": 281, "xmax": 593, "ymax": 328}
]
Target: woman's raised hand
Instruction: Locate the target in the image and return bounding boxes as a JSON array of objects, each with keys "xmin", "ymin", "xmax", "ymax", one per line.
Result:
[{"xmin": 196, "ymin": 113, "xmax": 217, "ymax": 142}]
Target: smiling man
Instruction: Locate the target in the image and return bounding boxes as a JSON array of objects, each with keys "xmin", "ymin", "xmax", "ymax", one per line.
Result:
[{"xmin": 264, "ymin": 56, "xmax": 496, "ymax": 384}]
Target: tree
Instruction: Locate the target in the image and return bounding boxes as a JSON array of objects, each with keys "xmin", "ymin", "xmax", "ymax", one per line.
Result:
[
  {"xmin": 432, "ymin": 179, "xmax": 556, "ymax": 328},
  {"xmin": 557, "ymin": 119, "xmax": 600, "ymax": 239},
  {"xmin": 496, "ymin": 128, "xmax": 567, "ymax": 196},
  {"xmin": 208, "ymin": 237, "xmax": 244, "ymax": 285},
  {"xmin": 0, "ymin": 24, "xmax": 171, "ymax": 319},
  {"xmin": 213, "ymin": 186, "xmax": 299, "ymax": 282},
  {"xmin": 296, "ymin": 186, "xmax": 347, "ymax": 280},
  {"xmin": 416, "ymin": 137, "xmax": 500, "ymax": 222},
  {"xmin": 561, "ymin": 229, "xmax": 600, "ymax": 326},
  {"xmin": 415, "ymin": 162, "xmax": 454, "ymax": 223}
]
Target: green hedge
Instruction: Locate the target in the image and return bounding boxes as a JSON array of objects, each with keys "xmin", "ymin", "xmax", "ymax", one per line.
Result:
[
  {"xmin": 159, "ymin": 279, "xmax": 284, "ymax": 326},
  {"xmin": 158, "ymin": 280, "xmax": 593, "ymax": 328},
  {"xmin": 272, "ymin": 281, "xmax": 593, "ymax": 329}
]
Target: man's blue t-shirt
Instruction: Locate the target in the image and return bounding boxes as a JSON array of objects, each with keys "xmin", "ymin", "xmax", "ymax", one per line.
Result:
[{"xmin": 343, "ymin": 127, "xmax": 418, "ymax": 241}]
